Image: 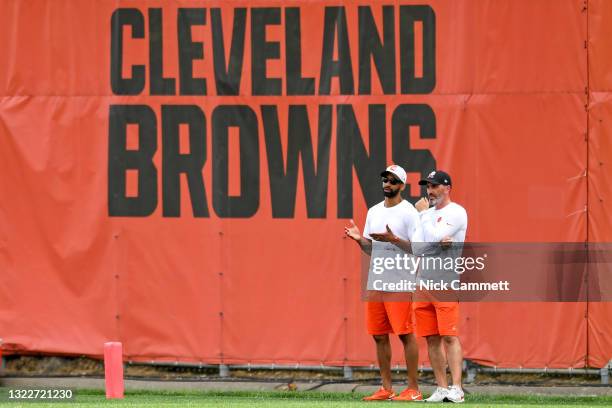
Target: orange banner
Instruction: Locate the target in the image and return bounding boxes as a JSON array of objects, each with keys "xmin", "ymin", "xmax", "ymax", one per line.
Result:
[{"xmin": 0, "ymin": 0, "xmax": 609, "ymax": 368}]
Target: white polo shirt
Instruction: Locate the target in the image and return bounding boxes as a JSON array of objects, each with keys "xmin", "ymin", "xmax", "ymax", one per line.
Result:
[
  {"xmin": 420, "ymin": 202, "xmax": 467, "ymax": 246},
  {"xmin": 418, "ymin": 202, "xmax": 468, "ymax": 282}
]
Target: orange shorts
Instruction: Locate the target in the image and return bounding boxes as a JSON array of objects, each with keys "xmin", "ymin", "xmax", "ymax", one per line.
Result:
[
  {"xmin": 366, "ymin": 301, "xmax": 414, "ymax": 335},
  {"xmin": 413, "ymin": 301, "xmax": 459, "ymax": 337}
]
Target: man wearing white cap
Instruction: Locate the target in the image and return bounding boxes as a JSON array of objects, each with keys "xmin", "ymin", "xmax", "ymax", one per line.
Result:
[{"xmin": 344, "ymin": 164, "xmax": 424, "ymax": 401}]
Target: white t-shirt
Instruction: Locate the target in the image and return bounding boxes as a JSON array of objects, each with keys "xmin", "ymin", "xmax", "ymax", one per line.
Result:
[
  {"xmin": 363, "ymin": 200, "xmax": 423, "ymax": 292},
  {"xmin": 363, "ymin": 200, "xmax": 423, "ymax": 243}
]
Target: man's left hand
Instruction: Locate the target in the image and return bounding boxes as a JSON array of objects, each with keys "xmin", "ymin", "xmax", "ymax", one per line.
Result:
[
  {"xmin": 369, "ymin": 225, "xmax": 400, "ymax": 243},
  {"xmin": 440, "ymin": 236, "xmax": 453, "ymax": 249}
]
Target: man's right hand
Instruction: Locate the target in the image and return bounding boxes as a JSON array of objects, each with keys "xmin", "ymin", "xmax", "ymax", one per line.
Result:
[
  {"xmin": 415, "ymin": 197, "xmax": 430, "ymax": 212},
  {"xmin": 344, "ymin": 219, "xmax": 362, "ymax": 241}
]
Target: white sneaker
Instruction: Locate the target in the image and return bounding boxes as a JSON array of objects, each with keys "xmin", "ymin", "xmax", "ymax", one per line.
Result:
[
  {"xmin": 425, "ymin": 386, "xmax": 449, "ymax": 402},
  {"xmin": 445, "ymin": 385, "xmax": 465, "ymax": 403}
]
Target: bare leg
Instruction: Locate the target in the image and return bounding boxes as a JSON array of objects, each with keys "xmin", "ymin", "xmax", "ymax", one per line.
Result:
[
  {"xmin": 373, "ymin": 334, "xmax": 393, "ymax": 390},
  {"xmin": 398, "ymin": 333, "xmax": 419, "ymax": 390},
  {"xmin": 426, "ymin": 335, "xmax": 448, "ymax": 387},
  {"xmin": 443, "ymin": 336, "xmax": 463, "ymax": 387}
]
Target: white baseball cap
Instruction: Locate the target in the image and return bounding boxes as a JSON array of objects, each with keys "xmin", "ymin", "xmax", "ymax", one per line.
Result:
[{"xmin": 380, "ymin": 164, "xmax": 407, "ymax": 184}]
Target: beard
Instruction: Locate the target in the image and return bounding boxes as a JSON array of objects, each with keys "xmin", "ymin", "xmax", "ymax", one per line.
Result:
[
  {"xmin": 383, "ymin": 188, "xmax": 400, "ymax": 198},
  {"xmin": 428, "ymin": 195, "xmax": 440, "ymax": 206}
]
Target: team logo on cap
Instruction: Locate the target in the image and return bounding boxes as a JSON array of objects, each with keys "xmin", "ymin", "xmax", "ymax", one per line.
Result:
[{"xmin": 428, "ymin": 171, "xmax": 436, "ymax": 178}]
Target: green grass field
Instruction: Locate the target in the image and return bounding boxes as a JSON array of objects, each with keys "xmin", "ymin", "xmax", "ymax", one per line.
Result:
[{"xmin": 1, "ymin": 389, "xmax": 612, "ymax": 407}]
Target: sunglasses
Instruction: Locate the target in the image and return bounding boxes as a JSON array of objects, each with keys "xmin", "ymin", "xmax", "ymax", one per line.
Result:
[{"xmin": 382, "ymin": 177, "xmax": 401, "ymax": 185}]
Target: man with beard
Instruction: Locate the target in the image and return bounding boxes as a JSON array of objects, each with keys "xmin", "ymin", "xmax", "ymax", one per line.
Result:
[
  {"xmin": 344, "ymin": 165, "xmax": 424, "ymax": 401},
  {"xmin": 414, "ymin": 170, "xmax": 468, "ymax": 403}
]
